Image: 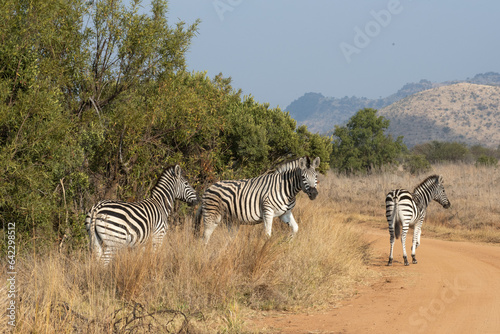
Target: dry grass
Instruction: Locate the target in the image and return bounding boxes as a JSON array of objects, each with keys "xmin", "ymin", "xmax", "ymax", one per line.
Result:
[
  {"xmin": 4, "ymin": 163, "xmax": 499, "ymax": 333},
  {"xmin": 322, "ymin": 163, "xmax": 500, "ymax": 243},
  {"xmin": 5, "ymin": 202, "xmax": 372, "ymax": 333}
]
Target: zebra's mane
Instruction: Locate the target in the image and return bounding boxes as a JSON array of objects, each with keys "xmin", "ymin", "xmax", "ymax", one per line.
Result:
[
  {"xmin": 269, "ymin": 156, "xmax": 312, "ymax": 174},
  {"xmin": 413, "ymin": 174, "xmax": 442, "ymax": 193},
  {"xmin": 151, "ymin": 165, "xmax": 180, "ymax": 193}
]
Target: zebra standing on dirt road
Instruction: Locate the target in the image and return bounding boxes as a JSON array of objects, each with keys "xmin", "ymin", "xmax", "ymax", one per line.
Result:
[
  {"xmin": 195, "ymin": 156, "xmax": 321, "ymax": 244},
  {"xmin": 85, "ymin": 164, "xmax": 198, "ymax": 265},
  {"xmin": 385, "ymin": 174, "xmax": 451, "ymax": 266}
]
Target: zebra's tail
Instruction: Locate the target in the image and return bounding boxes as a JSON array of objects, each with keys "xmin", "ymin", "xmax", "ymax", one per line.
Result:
[
  {"xmin": 393, "ymin": 200, "xmax": 401, "ymax": 240},
  {"xmin": 85, "ymin": 206, "xmax": 103, "ymax": 257},
  {"xmin": 193, "ymin": 204, "xmax": 203, "ymax": 237}
]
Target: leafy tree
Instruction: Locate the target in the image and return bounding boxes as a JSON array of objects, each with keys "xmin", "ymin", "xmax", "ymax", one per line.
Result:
[
  {"xmin": 475, "ymin": 155, "xmax": 498, "ymax": 167},
  {"xmin": 412, "ymin": 141, "xmax": 468, "ymax": 163},
  {"xmin": 76, "ymin": 0, "xmax": 199, "ymax": 117},
  {"xmin": 403, "ymin": 154, "xmax": 431, "ymax": 175},
  {"xmin": 0, "ymin": 0, "xmax": 89, "ymax": 247},
  {"xmin": 0, "ymin": 0, "xmax": 200, "ymax": 250},
  {"xmin": 330, "ymin": 108, "xmax": 405, "ymax": 173},
  {"xmin": 0, "ymin": 0, "xmax": 333, "ymax": 252},
  {"xmin": 469, "ymin": 144, "xmax": 500, "ymax": 161},
  {"xmin": 296, "ymin": 125, "xmax": 332, "ymax": 174}
]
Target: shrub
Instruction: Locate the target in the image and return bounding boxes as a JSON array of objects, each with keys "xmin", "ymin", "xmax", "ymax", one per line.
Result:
[
  {"xmin": 412, "ymin": 141, "xmax": 468, "ymax": 163},
  {"xmin": 330, "ymin": 108, "xmax": 406, "ymax": 174},
  {"xmin": 475, "ymin": 155, "xmax": 498, "ymax": 167},
  {"xmin": 404, "ymin": 154, "xmax": 431, "ymax": 175}
]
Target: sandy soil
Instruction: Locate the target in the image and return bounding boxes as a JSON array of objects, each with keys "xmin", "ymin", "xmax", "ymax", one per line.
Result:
[{"xmin": 248, "ymin": 227, "xmax": 500, "ymax": 333}]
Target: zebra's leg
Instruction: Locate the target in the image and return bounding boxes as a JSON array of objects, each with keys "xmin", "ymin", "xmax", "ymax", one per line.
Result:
[
  {"xmin": 226, "ymin": 219, "xmax": 240, "ymax": 239},
  {"xmin": 203, "ymin": 212, "xmax": 221, "ymax": 244},
  {"xmin": 411, "ymin": 226, "xmax": 419, "ymax": 264},
  {"xmin": 152, "ymin": 232, "xmax": 165, "ymax": 253},
  {"xmin": 90, "ymin": 233, "xmax": 103, "ymax": 260},
  {"xmin": 101, "ymin": 246, "xmax": 115, "ymax": 266},
  {"xmin": 411, "ymin": 219, "xmax": 424, "ymax": 264},
  {"xmin": 387, "ymin": 223, "xmax": 395, "ymax": 266},
  {"xmin": 417, "ymin": 227, "xmax": 422, "ymax": 248},
  {"xmin": 262, "ymin": 207, "xmax": 275, "ymax": 238},
  {"xmin": 279, "ymin": 210, "xmax": 298, "ymax": 238},
  {"xmin": 401, "ymin": 223, "xmax": 410, "ymax": 266}
]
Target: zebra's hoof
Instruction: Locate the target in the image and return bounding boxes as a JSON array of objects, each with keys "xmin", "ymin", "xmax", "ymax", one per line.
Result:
[
  {"xmin": 387, "ymin": 260, "xmax": 393, "ymax": 266},
  {"xmin": 412, "ymin": 259, "xmax": 418, "ymax": 264},
  {"xmin": 403, "ymin": 256, "xmax": 409, "ymax": 266}
]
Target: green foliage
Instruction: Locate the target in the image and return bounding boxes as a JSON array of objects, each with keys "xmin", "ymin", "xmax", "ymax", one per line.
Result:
[
  {"xmin": 469, "ymin": 144, "xmax": 500, "ymax": 161},
  {"xmin": 475, "ymin": 155, "xmax": 498, "ymax": 167},
  {"xmin": 410, "ymin": 141, "xmax": 500, "ymax": 167},
  {"xmin": 224, "ymin": 97, "xmax": 332, "ymax": 177},
  {"xmin": 297, "ymin": 125, "xmax": 332, "ymax": 174},
  {"xmin": 0, "ymin": 0, "xmax": 332, "ymax": 252},
  {"xmin": 403, "ymin": 154, "xmax": 431, "ymax": 175},
  {"xmin": 330, "ymin": 108, "xmax": 406, "ymax": 173},
  {"xmin": 412, "ymin": 141, "xmax": 468, "ymax": 163}
]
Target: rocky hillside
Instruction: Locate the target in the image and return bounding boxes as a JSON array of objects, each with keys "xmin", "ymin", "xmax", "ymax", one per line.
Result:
[
  {"xmin": 286, "ymin": 72, "xmax": 500, "ymax": 137},
  {"xmin": 285, "ymin": 92, "xmax": 383, "ymax": 132},
  {"xmin": 378, "ymin": 83, "xmax": 500, "ymax": 148}
]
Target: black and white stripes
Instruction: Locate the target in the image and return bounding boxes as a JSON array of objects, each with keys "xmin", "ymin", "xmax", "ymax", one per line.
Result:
[
  {"xmin": 385, "ymin": 175, "xmax": 450, "ymax": 266},
  {"xmin": 196, "ymin": 156, "xmax": 320, "ymax": 244},
  {"xmin": 85, "ymin": 164, "xmax": 198, "ymax": 264}
]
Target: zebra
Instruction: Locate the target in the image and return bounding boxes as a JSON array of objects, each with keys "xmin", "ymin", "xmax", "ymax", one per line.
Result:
[
  {"xmin": 85, "ymin": 164, "xmax": 198, "ymax": 264},
  {"xmin": 195, "ymin": 156, "xmax": 321, "ymax": 244},
  {"xmin": 385, "ymin": 174, "xmax": 450, "ymax": 266}
]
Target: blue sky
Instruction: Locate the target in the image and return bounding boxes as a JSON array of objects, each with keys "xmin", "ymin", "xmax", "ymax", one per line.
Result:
[{"xmin": 159, "ymin": 0, "xmax": 500, "ymax": 109}]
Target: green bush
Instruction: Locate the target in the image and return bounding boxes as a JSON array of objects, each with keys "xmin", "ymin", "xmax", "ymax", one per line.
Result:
[
  {"xmin": 412, "ymin": 141, "xmax": 468, "ymax": 163},
  {"xmin": 475, "ymin": 154, "xmax": 498, "ymax": 167},
  {"xmin": 330, "ymin": 108, "xmax": 406, "ymax": 174},
  {"xmin": 0, "ymin": 0, "xmax": 333, "ymax": 252},
  {"xmin": 404, "ymin": 154, "xmax": 431, "ymax": 175}
]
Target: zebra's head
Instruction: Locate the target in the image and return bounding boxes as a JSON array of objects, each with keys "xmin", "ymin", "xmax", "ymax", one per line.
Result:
[
  {"xmin": 171, "ymin": 165, "xmax": 199, "ymax": 206},
  {"xmin": 298, "ymin": 156, "xmax": 320, "ymax": 200},
  {"xmin": 434, "ymin": 175, "xmax": 451, "ymax": 209}
]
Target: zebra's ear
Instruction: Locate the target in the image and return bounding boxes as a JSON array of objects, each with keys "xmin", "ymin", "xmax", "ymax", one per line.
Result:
[
  {"xmin": 312, "ymin": 157, "xmax": 320, "ymax": 169},
  {"xmin": 174, "ymin": 164, "xmax": 182, "ymax": 177},
  {"xmin": 298, "ymin": 157, "xmax": 307, "ymax": 169}
]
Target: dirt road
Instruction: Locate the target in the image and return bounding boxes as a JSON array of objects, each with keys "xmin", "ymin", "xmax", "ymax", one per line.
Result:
[{"xmin": 249, "ymin": 227, "xmax": 500, "ymax": 333}]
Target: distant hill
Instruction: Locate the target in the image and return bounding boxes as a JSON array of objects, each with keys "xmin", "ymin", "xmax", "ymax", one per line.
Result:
[
  {"xmin": 378, "ymin": 83, "xmax": 500, "ymax": 148},
  {"xmin": 286, "ymin": 72, "xmax": 500, "ymax": 145}
]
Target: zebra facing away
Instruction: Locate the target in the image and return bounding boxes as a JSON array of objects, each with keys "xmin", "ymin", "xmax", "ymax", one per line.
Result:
[
  {"xmin": 195, "ymin": 156, "xmax": 321, "ymax": 244},
  {"xmin": 385, "ymin": 174, "xmax": 451, "ymax": 266},
  {"xmin": 85, "ymin": 164, "xmax": 198, "ymax": 265}
]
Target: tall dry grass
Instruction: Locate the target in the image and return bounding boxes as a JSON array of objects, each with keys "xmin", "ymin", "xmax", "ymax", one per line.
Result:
[
  {"xmin": 323, "ymin": 163, "xmax": 500, "ymax": 243},
  {"xmin": 5, "ymin": 198, "xmax": 372, "ymax": 333},
  {"xmin": 4, "ymin": 163, "xmax": 499, "ymax": 333}
]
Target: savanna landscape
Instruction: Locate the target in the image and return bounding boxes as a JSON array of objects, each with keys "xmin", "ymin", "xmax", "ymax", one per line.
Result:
[
  {"xmin": 2, "ymin": 1, "xmax": 500, "ymax": 333},
  {"xmin": 3, "ymin": 163, "xmax": 500, "ymax": 333}
]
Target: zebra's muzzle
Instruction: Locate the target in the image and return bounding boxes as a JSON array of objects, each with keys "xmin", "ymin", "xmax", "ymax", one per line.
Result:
[
  {"xmin": 306, "ymin": 188, "xmax": 318, "ymax": 200},
  {"xmin": 188, "ymin": 195, "xmax": 200, "ymax": 206},
  {"xmin": 443, "ymin": 201, "xmax": 451, "ymax": 209}
]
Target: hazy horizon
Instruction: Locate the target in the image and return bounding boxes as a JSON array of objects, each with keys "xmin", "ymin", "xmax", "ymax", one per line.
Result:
[{"xmin": 162, "ymin": 1, "xmax": 500, "ymax": 109}]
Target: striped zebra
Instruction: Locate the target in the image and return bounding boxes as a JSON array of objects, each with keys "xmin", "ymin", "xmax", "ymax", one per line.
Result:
[
  {"xmin": 195, "ymin": 156, "xmax": 320, "ymax": 244},
  {"xmin": 85, "ymin": 164, "xmax": 198, "ymax": 264},
  {"xmin": 385, "ymin": 174, "xmax": 450, "ymax": 266}
]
